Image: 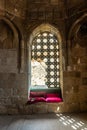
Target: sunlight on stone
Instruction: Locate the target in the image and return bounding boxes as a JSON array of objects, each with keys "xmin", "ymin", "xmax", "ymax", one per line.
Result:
[
  {"xmin": 63, "ymin": 122, "xmax": 67, "ymax": 126},
  {"xmin": 56, "ymin": 113, "xmax": 87, "ymax": 130},
  {"xmin": 81, "ymin": 128, "xmax": 87, "ymax": 130},
  {"xmin": 57, "ymin": 107, "xmax": 60, "ymax": 111},
  {"xmin": 71, "ymin": 125, "xmax": 77, "ymax": 129},
  {"xmin": 31, "ymin": 59, "xmax": 47, "ymax": 86}
]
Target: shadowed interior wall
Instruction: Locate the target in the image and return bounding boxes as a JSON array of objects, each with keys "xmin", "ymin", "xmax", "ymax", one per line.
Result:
[{"xmin": 0, "ymin": 0, "xmax": 86, "ymax": 114}]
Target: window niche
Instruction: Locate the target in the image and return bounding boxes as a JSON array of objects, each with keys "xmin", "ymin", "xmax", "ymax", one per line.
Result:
[
  {"xmin": 28, "ymin": 24, "xmax": 63, "ymax": 92},
  {"xmin": 0, "ymin": 20, "xmax": 14, "ymax": 49},
  {"xmin": 0, "ymin": 18, "xmax": 19, "ymax": 73},
  {"xmin": 68, "ymin": 15, "xmax": 87, "ymax": 72}
]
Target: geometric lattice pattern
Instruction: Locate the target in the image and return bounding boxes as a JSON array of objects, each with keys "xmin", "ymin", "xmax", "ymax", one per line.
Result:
[{"xmin": 31, "ymin": 31, "xmax": 60, "ymax": 88}]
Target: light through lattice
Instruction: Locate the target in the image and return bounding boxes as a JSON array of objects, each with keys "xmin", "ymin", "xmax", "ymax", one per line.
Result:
[{"xmin": 31, "ymin": 31, "xmax": 60, "ymax": 88}]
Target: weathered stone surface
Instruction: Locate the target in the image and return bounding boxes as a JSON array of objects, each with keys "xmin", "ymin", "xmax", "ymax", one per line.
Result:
[
  {"xmin": 63, "ymin": 71, "xmax": 81, "ymax": 77},
  {"xmin": 64, "ymin": 93, "xmax": 79, "ymax": 103},
  {"xmin": 6, "ymin": 107, "xmax": 19, "ymax": 115},
  {"xmin": 0, "ymin": 106, "xmax": 7, "ymax": 114},
  {"xmin": 78, "ymin": 91, "xmax": 87, "ymax": 102},
  {"xmin": 0, "ymin": 50, "xmax": 18, "ymax": 73},
  {"xmin": 66, "ymin": 103, "xmax": 80, "ymax": 112},
  {"xmin": 80, "ymin": 103, "xmax": 87, "ymax": 112},
  {"xmin": 82, "ymin": 78, "xmax": 87, "ymax": 85},
  {"xmin": 47, "ymin": 103, "xmax": 59, "ymax": 113},
  {"xmin": 0, "ymin": 0, "xmax": 86, "ymax": 115},
  {"xmin": 81, "ymin": 72, "xmax": 87, "ymax": 77},
  {"xmin": 32, "ymin": 103, "xmax": 48, "ymax": 114},
  {"xmin": 24, "ymin": 105, "xmax": 33, "ymax": 114}
]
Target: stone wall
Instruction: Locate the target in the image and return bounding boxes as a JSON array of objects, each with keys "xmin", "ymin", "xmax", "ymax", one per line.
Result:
[
  {"xmin": 0, "ymin": 16, "xmax": 28, "ymax": 114},
  {"xmin": 0, "ymin": 73, "xmax": 27, "ymax": 114},
  {"xmin": 0, "ymin": 0, "xmax": 87, "ymax": 114}
]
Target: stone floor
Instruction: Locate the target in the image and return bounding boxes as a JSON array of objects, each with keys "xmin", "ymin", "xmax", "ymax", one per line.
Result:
[{"xmin": 0, "ymin": 113, "xmax": 87, "ymax": 130}]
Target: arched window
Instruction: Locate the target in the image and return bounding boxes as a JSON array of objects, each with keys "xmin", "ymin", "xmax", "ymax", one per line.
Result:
[{"xmin": 28, "ymin": 24, "xmax": 63, "ymax": 96}]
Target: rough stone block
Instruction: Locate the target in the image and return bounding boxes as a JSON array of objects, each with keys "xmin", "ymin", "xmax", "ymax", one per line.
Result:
[
  {"xmin": 82, "ymin": 78, "xmax": 87, "ymax": 85},
  {"xmin": 63, "ymin": 71, "xmax": 81, "ymax": 77},
  {"xmin": 64, "ymin": 93, "xmax": 79, "ymax": 103},
  {"xmin": 67, "ymin": 103, "xmax": 80, "ymax": 112},
  {"xmin": 0, "ymin": 50, "xmax": 18, "ymax": 73},
  {"xmin": 47, "ymin": 103, "xmax": 59, "ymax": 113},
  {"xmin": 78, "ymin": 91, "xmax": 87, "ymax": 102},
  {"xmin": 0, "ymin": 98, "xmax": 11, "ymax": 105},
  {"xmin": 32, "ymin": 103, "xmax": 47, "ymax": 114},
  {"xmin": 81, "ymin": 72, "xmax": 87, "ymax": 77},
  {"xmin": 47, "ymin": 102, "xmax": 67, "ymax": 113},
  {"xmin": 80, "ymin": 103, "xmax": 87, "ymax": 112},
  {"xmin": 7, "ymin": 107, "xmax": 19, "ymax": 115},
  {"xmin": 24, "ymin": 105, "xmax": 33, "ymax": 114},
  {"xmin": 0, "ymin": 106, "xmax": 7, "ymax": 114}
]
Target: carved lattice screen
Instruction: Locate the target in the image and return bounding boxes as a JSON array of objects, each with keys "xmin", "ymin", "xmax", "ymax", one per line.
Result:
[{"xmin": 31, "ymin": 31, "xmax": 60, "ymax": 88}]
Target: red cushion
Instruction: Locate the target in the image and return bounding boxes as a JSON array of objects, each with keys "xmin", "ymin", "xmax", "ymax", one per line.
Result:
[
  {"xmin": 27, "ymin": 97, "xmax": 46, "ymax": 104},
  {"xmin": 46, "ymin": 97, "xmax": 62, "ymax": 102},
  {"xmin": 46, "ymin": 93, "xmax": 59, "ymax": 98},
  {"xmin": 35, "ymin": 97, "xmax": 46, "ymax": 102},
  {"xmin": 30, "ymin": 92, "xmax": 46, "ymax": 98}
]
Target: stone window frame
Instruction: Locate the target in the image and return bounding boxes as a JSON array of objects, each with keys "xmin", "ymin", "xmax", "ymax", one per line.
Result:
[{"xmin": 28, "ymin": 23, "xmax": 63, "ymax": 93}]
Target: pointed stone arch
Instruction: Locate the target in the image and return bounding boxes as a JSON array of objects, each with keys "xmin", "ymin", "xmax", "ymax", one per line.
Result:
[
  {"xmin": 68, "ymin": 13, "xmax": 87, "ymax": 67},
  {"xmin": 0, "ymin": 16, "xmax": 23, "ymax": 72},
  {"xmin": 0, "ymin": 17, "xmax": 19, "ymax": 48},
  {"xmin": 28, "ymin": 23, "xmax": 63, "ymax": 94}
]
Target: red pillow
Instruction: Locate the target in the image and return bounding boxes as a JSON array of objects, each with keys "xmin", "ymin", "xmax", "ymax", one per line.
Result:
[
  {"xmin": 46, "ymin": 97, "xmax": 62, "ymax": 102},
  {"xmin": 30, "ymin": 92, "xmax": 46, "ymax": 98},
  {"xmin": 46, "ymin": 93, "xmax": 59, "ymax": 98},
  {"xmin": 35, "ymin": 97, "xmax": 46, "ymax": 102}
]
